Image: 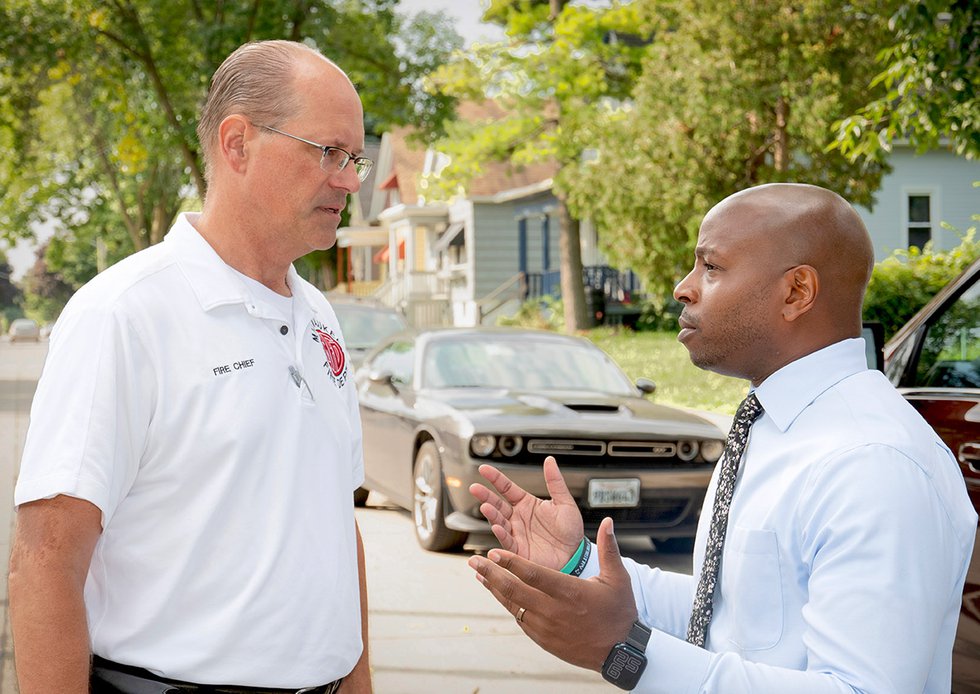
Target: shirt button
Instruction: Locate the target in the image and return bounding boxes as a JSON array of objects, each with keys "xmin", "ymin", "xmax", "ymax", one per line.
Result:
[{"xmin": 280, "ymin": 325, "xmax": 289, "ymax": 335}]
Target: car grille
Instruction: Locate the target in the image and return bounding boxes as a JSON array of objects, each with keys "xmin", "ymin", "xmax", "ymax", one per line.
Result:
[
  {"xmin": 527, "ymin": 439, "xmax": 677, "ymax": 457},
  {"xmin": 520, "ymin": 438, "xmax": 685, "ymax": 467}
]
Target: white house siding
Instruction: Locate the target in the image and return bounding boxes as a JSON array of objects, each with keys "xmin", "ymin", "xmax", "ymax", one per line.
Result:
[{"xmin": 856, "ymin": 147, "xmax": 980, "ymax": 260}]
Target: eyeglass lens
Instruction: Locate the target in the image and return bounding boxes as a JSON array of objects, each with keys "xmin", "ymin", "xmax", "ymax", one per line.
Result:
[{"xmin": 320, "ymin": 148, "xmax": 372, "ymax": 182}]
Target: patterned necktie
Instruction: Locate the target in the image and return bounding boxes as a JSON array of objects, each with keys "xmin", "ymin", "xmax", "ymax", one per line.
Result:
[{"xmin": 686, "ymin": 392, "xmax": 764, "ymax": 648}]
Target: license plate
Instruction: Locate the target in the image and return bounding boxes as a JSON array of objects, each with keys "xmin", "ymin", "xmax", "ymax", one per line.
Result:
[{"xmin": 587, "ymin": 478, "xmax": 640, "ymax": 508}]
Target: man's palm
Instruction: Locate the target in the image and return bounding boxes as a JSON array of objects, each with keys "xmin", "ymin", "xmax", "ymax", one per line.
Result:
[{"xmin": 471, "ymin": 457, "xmax": 584, "ymax": 571}]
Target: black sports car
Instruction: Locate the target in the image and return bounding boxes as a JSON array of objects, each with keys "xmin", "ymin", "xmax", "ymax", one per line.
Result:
[{"xmin": 355, "ymin": 327, "xmax": 726, "ymax": 551}]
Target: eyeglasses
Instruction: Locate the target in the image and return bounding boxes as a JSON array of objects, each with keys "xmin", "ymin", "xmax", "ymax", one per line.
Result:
[{"xmin": 258, "ymin": 125, "xmax": 374, "ymax": 182}]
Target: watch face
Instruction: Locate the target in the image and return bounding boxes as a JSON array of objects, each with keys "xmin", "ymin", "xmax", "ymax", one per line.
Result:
[{"xmin": 602, "ymin": 644, "xmax": 647, "ymax": 690}]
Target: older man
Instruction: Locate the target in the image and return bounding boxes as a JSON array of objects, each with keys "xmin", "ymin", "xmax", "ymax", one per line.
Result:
[
  {"xmin": 9, "ymin": 40, "xmax": 373, "ymax": 693},
  {"xmin": 468, "ymin": 183, "xmax": 976, "ymax": 693}
]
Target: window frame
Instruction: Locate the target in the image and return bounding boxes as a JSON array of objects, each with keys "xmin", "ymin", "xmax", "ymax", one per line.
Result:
[{"xmin": 902, "ymin": 186, "xmax": 940, "ymax": 251}]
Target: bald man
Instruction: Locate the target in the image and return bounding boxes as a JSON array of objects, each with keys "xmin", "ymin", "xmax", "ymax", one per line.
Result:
[
  {"xmin": 466, "ymin": 184, "xmax": 976, "ymax": 693},
  {"xmin": 9, "ymin": 41, "xmax": 373, "ymax": 693}
]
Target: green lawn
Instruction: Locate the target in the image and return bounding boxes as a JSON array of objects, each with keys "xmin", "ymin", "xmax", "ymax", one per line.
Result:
[{"xmin": 585, "ymin": 328, "xmax": 749, "ymax": 415}]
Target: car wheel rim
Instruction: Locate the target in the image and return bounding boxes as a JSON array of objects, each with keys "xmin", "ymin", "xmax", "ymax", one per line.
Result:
[{"xmin": 414, "ymin": 452, "xmax": 437, "ymax": 540}]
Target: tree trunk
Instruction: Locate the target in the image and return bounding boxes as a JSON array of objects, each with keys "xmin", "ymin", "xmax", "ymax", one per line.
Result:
[
  {"xmin": 557, "ymin": 198, "xmax": 587, "ymax": 333},
  {"xmin": 774, "ymin": 95, "xmax": 789, "ymax": 172},
  {"xmin": 547, "ymin": 0, "xmax": 584, "ymax": 332}
]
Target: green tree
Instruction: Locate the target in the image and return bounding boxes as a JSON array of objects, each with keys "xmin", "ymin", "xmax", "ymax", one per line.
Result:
[
  {"xmin": 831, "ymin": 1, "xmax": 979, "ymax": 162},
  {"xmin": 0, "ymin": 249, "xmax": 21, "ymax": 312},
  {"xmin": 559, "ymin": 0, "xmax": 896, "ymax": 298},
  {"xmin": 425, "ymin": 0, "xmax": 647, "ymax": 332},
  {"xmin": 20, "ymin": 243, "xmax": 75, "ymax": 323},
  {"xmin": 0, "ymin": 0, "xmax": 460, "ymax": 288}
]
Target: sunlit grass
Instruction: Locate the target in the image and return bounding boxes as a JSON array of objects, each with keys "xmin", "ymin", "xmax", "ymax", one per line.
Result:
[{"xmin": 585, "ymin": 328, "xmax": 749, "ymax": 415}]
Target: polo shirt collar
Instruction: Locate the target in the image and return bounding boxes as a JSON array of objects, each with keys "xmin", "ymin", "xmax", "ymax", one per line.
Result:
[
  {"xmin": 754, "ymin": 338, "xmax": 869, "ymax": 432},
  {"xmin": 164, "ymin": 212, "xmax": 321, "ymax": 317}
]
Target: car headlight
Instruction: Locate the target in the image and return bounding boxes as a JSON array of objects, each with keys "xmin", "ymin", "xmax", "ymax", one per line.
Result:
[
  {"xmin": 701, "ymin": 440, "xmax": 724, "ymax": 463},
  {"xmin": 498, "ymin": 435, "xmax": 523, "ymax": 457},
  {"xmin": 676, "ymin": 440, "xmax": 699, "ymax": 461},
  {"xmin": 470, "ymin": 434, "xmax": 497, "ymax": 457}
]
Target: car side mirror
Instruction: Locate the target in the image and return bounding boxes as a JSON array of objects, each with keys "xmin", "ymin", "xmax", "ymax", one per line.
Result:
[
  {"xmin": 635, "ymin": 378, "xmax": 657, "ymax": 396},
  {"xmin": 369, "ymin": 370, "xmax": 399, "ymax": 391},
  {"xmin": 862, "ymin": 321, "xmax": 884, "ymax": 372}
]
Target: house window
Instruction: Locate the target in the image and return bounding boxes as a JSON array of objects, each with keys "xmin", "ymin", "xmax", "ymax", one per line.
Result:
[{"xmin": 908, "ymin": 194, "xmax": 932, "ymax": 251}]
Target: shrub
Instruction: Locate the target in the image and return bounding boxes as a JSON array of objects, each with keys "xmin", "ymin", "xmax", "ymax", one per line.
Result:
[
  {"xmin": 635, "ymin": 296, "xmax": 684, "ymax": 332},
  {"xmin": 496, "ymin": 295, "xmax": 565, "ymax": 331},
  {"xmin": 863, "ymin": 228, "xmax": 979, "ymax": 340}
]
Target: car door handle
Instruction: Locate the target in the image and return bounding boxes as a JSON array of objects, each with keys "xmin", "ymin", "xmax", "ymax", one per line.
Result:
[{"xmin": 961, "ymin": 443, "xmax": 980, "ymax": 473}]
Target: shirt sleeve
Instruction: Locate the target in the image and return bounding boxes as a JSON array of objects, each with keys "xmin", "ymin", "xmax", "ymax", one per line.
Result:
[
  {"xmin": 626, "ymin": 442, "xmax": 971, "ymax": 693},
  {"xmin": 15, "ymin": 295, "xmax": 155, "ymax": 527}
]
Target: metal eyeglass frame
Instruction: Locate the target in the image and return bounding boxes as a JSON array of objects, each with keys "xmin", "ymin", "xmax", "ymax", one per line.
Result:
[{"xmin": 259, "ymin": 125, "xmax": 374, "ymax": 182}]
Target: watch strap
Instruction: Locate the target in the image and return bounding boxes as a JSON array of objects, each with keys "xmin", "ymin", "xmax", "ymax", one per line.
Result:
[{"xmin": 626, "ymin": 620, "xmax": 652, "ymax": 651}]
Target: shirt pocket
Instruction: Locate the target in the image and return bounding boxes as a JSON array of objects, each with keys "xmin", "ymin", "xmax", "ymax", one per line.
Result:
[{"xmin": 727, "ymin": 526, "xmax": 783, "ymax": 651}]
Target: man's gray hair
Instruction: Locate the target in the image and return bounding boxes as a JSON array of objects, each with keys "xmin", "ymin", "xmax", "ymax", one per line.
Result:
[{"xmin": 196, "ymin": 40, "xmax": 329, "ymax": 184}]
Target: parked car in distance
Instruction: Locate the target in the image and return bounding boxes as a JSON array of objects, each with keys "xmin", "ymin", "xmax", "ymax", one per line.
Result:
[
  {"xmin": 877, "ymin": 257, "xmax": 979, "ymax": 692},
  {"xmin": 355, "ymin": 327, "xmax": 727, "ymax": 552},
  {"xmin": 8, "ymin": 318, "xmax": 40, "ymax": 343},
  {"xmin": 326, "ymin": 295, "xmax": 410, "ymax": 368}
]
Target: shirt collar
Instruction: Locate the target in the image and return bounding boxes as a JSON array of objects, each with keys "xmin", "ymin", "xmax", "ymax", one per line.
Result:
[
  {"xmin": 164, "ymin": 212, "xmax": 320, "ymax": 317},
  {"xmin": 754, "ymin": 338, "xmax": 870, "ymax": 432}
]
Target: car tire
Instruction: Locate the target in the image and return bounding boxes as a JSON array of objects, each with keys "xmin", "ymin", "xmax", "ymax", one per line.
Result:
[
  {"xmin": 353, "ymin": 487, "xmax": 370, "ymax": 507},
  {"xmin": 653, "ymin": 537, "xmax": 695, "ymax": 553},
  {"xmin": 413, "ymin": 441, "xmax": 467, "ymax": 552}
]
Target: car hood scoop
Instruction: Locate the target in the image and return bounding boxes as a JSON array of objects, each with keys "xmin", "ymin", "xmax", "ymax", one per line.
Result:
[
  {"xmin": 562, "ymin": 403, "xmax": 622, "ymax": 414},
  {"xmin": 515, "ymin": 393, "xmax": 625, "ymax": 415}
]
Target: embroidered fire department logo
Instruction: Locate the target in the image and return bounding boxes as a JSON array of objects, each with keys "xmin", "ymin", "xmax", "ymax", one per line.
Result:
[
  {"xmin": 315, "ymin": 329, "xmax": 346, "ymax": 378},
  {"xmin": 309, "ymin": 318, "xmax": 348, "ymax": 388}
]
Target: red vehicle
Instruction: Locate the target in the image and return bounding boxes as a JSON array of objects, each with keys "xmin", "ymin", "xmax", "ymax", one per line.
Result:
[{"xmin": 877, "ymin": 257, "xmax": 980, "ymax": 692}]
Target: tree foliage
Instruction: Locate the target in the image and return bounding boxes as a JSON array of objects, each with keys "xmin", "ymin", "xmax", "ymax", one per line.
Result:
[
  {"xmin": 831, "ymin": 0, "xmax": 979, "ymax": 162},
  {"xmin": 0, "ymin": 249, "xmax": 21, "ymax": 310},
  {"xmin": 560, "ymin": 0, "xmax": 896, "ymax": 298},
  {"xmin": 20, "ymin": 243, "xmax": 75, "ymax": 323},
  {"xmin": 0, "ymin": 0, "xmax": 460, "ymax": 297},
  {"xmin": 425, "ymin": 0, "xmax": 648, "ymax": 331}
]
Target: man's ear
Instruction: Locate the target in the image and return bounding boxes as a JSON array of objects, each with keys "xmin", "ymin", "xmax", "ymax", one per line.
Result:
[
  {"xmin": 216, "ymin": 115, "xmax": 250, "ymax": 175},
  {"xmin": 782, "ymin": 265, "xmax": 818, "ymax": 322}
]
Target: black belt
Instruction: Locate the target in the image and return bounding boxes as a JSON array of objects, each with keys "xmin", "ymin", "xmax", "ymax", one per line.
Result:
[{"xmin": 91, "ymin": 656, "xmax": 343, "ymax": 694}]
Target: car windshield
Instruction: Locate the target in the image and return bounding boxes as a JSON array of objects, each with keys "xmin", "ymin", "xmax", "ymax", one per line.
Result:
[
  {"xmin": 333, "ymin": 306, "xmax": 407, "ymax": 348},
  {"xmin": 421, "ymin": 335, "xmax": 636, "ymax": 395}
]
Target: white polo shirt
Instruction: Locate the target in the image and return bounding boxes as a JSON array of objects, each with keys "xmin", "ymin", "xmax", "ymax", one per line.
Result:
[{"xmin": 16, "ymin": 213, "xmax": 365, "ymax": 688}]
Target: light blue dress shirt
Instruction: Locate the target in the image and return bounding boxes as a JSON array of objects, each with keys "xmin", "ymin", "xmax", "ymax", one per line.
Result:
[{"xmin": 582, "ymin": 338, "xmax": 976, "ymax": 692}]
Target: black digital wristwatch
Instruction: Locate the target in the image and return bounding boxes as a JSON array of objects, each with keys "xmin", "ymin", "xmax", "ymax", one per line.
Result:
[{"xmin": 601, "ymin": 620, "xmax": 651, "ymax": 690}]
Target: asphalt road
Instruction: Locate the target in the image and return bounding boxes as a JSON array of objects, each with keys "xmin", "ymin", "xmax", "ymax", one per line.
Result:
[{"xmin": 0, "ymin": 339, "xmax": 692, "ymax": 693}]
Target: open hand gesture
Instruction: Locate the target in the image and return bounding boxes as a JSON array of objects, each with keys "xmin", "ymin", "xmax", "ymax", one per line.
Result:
[
  {"xmin": 469, "ymin": 456, "xmax": 584, "ymax": 571},
  {"xmin": 467, "ymin": 516, "xmax": 637, "ymax": 671}
]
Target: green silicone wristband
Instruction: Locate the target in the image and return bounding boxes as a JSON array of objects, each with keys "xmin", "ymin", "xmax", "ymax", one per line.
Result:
[{"xmin": 560, "ymin": 538, "xmax": 587, "ymax": 574}]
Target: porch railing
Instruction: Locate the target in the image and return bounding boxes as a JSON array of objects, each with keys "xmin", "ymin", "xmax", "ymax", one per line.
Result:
[
  {"xmin": 372, "ymin": 272, "xmax": 452, "ymax": 328},
  {"xmin": 476, "ymin": 273, "xmax": 526, "ymax": 324},
  {"xmin": 526, "ymin": 266, "xmax": 643, "ymax": 303}
]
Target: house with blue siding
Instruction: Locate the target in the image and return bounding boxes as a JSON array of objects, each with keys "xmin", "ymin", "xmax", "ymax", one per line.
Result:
[
  {"xmin": 856, "ymin": 144, "xmax": 979, "ymax": 260},
  {"xmin": 336, "ymin": 123, "xmax": 978, "ymax": 328},
  {"xmin": 335, "ymin": 102, "xmax": 579, "ymax": 327}
]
